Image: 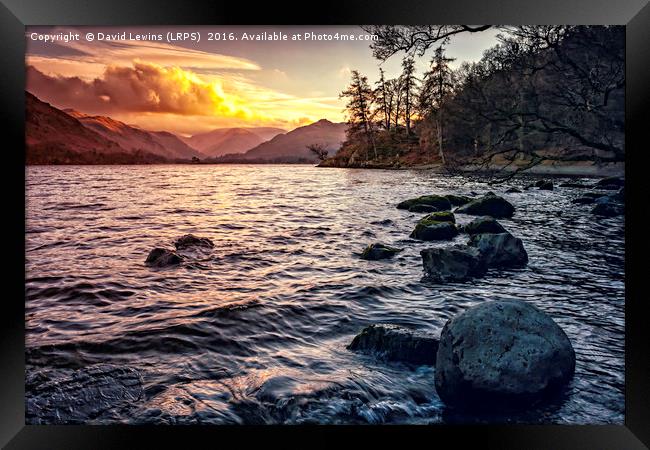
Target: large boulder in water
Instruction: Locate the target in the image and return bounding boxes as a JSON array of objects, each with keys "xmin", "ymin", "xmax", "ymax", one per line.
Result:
[
  {"xmin": 420, "ymin": 245, "xmax": 487, "ymax": 283},
  {"xmin": 174, "ymin": 234, "xmax": 214, "ymax": 250},
  {"xmin": 145, "ymin": 248, "xmax": 182, "ymax": 267},
  {"xmin": 347, "ymin": 324, "xmax": 439, "ymax": 365},
  {"xmin": 360, "ymin": 243, "xmax": 403, "ymax": 260},
  {"xmin": 463, "ymin": 217, "xmax": 506, "ymax": 236},
  {"xmin": 435, "ymin": 300, "xmax": 576, "ymax": 410},
  {"xmin": 397, "ymin": 195, "xmax": 452, "ymax": 211},
  {"xmin": 468, "ymin": 232, "xmax": 528, "ymax": 268},
  {"xmin": 455, "ymin": 194, "xmax": 515, "ymax": 219}
]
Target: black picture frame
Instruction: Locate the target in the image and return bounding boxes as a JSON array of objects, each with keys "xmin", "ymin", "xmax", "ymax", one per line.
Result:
[{"xmin": 2, "ymin": 0, "xmax": 648, "ymax": 447}]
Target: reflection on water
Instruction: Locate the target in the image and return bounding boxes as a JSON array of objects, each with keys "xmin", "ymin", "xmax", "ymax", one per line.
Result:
[{"xmin": 25, "ymin": 164, "xmax": 624, "ymax": 424}]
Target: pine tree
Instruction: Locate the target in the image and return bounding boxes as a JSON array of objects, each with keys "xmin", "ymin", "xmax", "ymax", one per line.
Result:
[
  {"xmin": 340, "ymin": 70, "xmax": 377, "ymax": 160},
  {"xmin": 374, "ymin": 68, "xmax": 392, "ymax": 131},
  {"xmin": 420, "ymin": 46, "xmax": 456, "ymax": 164},
  {"xmin": 400, "ymin": 57, "xmax": 418, "ymax": 136}
]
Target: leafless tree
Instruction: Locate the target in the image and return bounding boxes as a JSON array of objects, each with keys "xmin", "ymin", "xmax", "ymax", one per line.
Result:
[{"xmin": 307, "ymin": 143, "xmax": 329, "ymax": 161}]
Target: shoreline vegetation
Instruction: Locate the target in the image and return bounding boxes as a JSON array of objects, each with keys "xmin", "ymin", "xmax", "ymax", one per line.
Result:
[
  {"xmin": 316, "ymin": 26, "xmax": 624, "ymax": 181},
  {"xmin": 26, "ymin": 26, "xmax": 623, "ymax": 181}
]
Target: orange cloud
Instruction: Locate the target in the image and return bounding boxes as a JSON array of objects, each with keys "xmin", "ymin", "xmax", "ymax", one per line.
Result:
[{"xmin": 27, "ymin": 62, "xmax": 258, "ymax": 118}]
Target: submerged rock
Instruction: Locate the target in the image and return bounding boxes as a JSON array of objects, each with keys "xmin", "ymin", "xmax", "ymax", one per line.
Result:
[
  {"xmin": 455, "ymin": 195, "xmax": 515, "ymax": 219},
  {"xmin": 597, "ymin": 184, "xmax": 621, "ymax": 191},
  {"xmin": 397, "ymin": 195, "xmax": 452, "ymax": 211},
  {"xmin": 347, "ymin": 324, "xmax": 439, "ymax": 365},
  {"xmin": 26, "ymin": 365, "xmax": 144, "ymax": 424},
  {"xmin": 174, "ymin": 234, "xmax": 214, "ymax": 250},
  {"xmin": 573, "ymin": 191, "xmax": 610, "ymax": 204},
  {"xmin": 559, "ymin": 182, "xmax": 587, "ymax": 188},
  {"xmin": 145, "ymin": 247, "xmax": 182, "ymax": 267},
  {"xmin": 468, "ymin": 232, "xmax": 528, "ymax": 268},
  {"xmin": 445, "ymin": 194, "xmax": 472, "ymax": 206},
  {"xmin": 435, "ymin": 300, "xmax": 576, "ymax": 410},
  {"xmin": 592, "ymin": 203, "xmax": 624, "ymax": 217},
  {"xmin": 408, "ymin": 203, "xmax": 438, "ymax": 213},
  {"xmin": 410, "ymin": 221, "xmax": 458, "ymax": 241},
  {"xmin": 593, "ymin": 189, "xmax": 624, "ymax": 206},
  {"xmin": 505, "ymin": 187, "xmax": 522, "ymax": 193},
  {"xmin": 463, "ymin": 217, "xmax": 507, "ymax": 236},
  {"xmin": 360, "ymin": 243, "xmax": 403, "ymax": 260},
  {"xmin": 583, "ymin": 192, "xmax": 609, "ymax": 199},
  {"xmin": 571, "ymin": 196, "xmax": 596, "ymax": 205},
  {"xmin": 421, "ymin": 245, "xmax": 487, "ymax": 283},
  {"xmin": 595, "ymin": 176, "xmax": 624, "ymax": 188}
]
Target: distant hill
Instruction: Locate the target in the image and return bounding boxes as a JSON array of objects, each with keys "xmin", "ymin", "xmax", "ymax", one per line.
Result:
[
  {"xmin": 26, "ymin": 91, "xmax": 166, "ymax": 164},
  {"xmin": 182, "ymin": 127, "xmax": 286, "ymax": 157},
  {"xmin": 65, "ymin": 110, "xmax": 204, "ymax": 160},
  {"xmin": 217, "ymin": 119, "xmax": 347, "ymax": 163},
  {"xmin": 25, "ymin": 92, "xmax": 346, "ymax": 165}
]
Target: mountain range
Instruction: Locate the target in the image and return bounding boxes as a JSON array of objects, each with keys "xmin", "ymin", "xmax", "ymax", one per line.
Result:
[
  {"xmin": 65, "ymin": 109, "xmax": 203, "ymax": 160},
  {"xmin": 216, "ymin": 119, "xmax": 347, "ymax": 163},
  {"xmin": 181, "ymin": 127, "xmax": 285, "ymax": 157},
  {"xmin": 25, "ymin": 91, "xmax": 347, "ymax": 164}
]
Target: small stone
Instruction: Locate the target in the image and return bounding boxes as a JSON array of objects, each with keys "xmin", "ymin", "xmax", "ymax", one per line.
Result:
[{"xmin": 360, "ymin": 243, "xmax": 403, "ymax": 260}]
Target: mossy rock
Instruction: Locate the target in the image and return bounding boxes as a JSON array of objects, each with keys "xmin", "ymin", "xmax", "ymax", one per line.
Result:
[
  {"xmin": 360, "ymin": 243, "xmax": 403, "ymax": 260},
  {"xmin": 397, "ymin": 195, "xmax": 452, "ymax": 211},
  {"xmin": 445, "ymin": 194, "xmax": 472, "ymax": 206},
  {"xmin": 455, "ymin": 194, "xmax": 515, "ymax": 219},
  {"xmin": 418, "ymin": 211, "xmax": 455, "ymax": 226}
]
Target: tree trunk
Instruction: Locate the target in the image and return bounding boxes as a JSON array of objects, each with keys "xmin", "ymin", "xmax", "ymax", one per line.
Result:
[{"xmin": 437, "ymin": 113, "xmax": 446, "ymax": 165}]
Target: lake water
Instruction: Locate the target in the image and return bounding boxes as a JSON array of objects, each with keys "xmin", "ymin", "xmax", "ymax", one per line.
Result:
[{"xmin": 25, "ymin": 164, "xmax": 625, "ymax": 424}]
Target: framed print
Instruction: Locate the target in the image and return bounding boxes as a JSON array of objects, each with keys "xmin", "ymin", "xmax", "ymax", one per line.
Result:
[{"xmin": 1, "ymin": 0, "xmax": 648, "ymax": 447}]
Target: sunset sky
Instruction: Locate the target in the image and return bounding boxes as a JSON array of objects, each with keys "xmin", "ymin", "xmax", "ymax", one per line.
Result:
[{"xmin": 26, "ymin": 26, "xmax": 500, "ymax": 136}]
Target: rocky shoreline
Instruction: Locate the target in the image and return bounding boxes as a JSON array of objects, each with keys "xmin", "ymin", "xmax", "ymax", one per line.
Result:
[
  {"xmin": 26, "ymin": 175, "xmax": 625, "ymax": 422},
  {"xmin": 319, "ymin": 158, "xmax": 624, "ymax": 179},
  {"xmin": 351, "ymin": 175, "xmax": 623, "ymax": 411}
]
